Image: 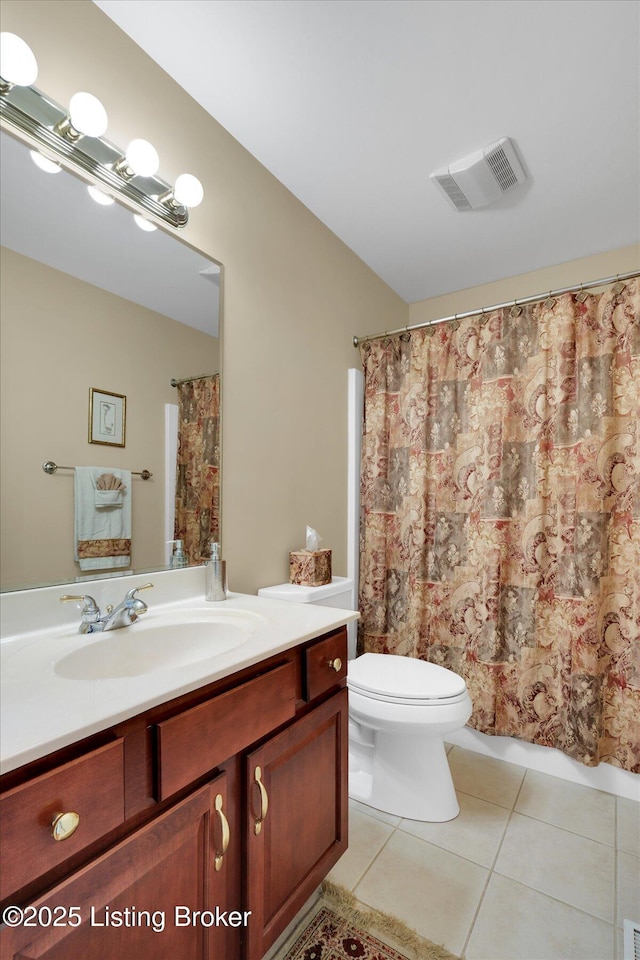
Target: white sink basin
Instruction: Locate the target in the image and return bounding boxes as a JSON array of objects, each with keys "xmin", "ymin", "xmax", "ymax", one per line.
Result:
[{"xmin": 54, "ymin": 614, "xmax": 255, "ymax": 680}]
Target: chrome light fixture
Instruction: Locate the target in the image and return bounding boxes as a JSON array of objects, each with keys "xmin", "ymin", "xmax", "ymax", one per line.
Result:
[
  {"xmin": 56, "ymin": 91, "xmax": 109, "ymax": 141},
  {"xmin": 116, "ymin": 138, "xmax": 160, "ymax": 179},
  {"xmin": 0, "ymin": 33, "xmax": 38, "ymax": 88},
  {"xmin": 30, "ymin": 149, "xmax": 61, "ymax": 174},
  {"xmin": 0, "ymin": 33, "xmax": 203, "ymax": 229},
  {"xmin": 87, "ymin": 185, "xmax": 115, "ymax": 206}
]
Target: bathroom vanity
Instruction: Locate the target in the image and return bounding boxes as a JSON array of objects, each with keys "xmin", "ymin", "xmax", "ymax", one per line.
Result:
[{"xmin": 0, "ymin": 582, "xmax": 355, "ymax": 960}]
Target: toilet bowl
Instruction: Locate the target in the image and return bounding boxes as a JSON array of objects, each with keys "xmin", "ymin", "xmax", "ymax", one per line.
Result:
[{"xmin": 348, "ymin": 653, "xmax": 472, "ymax": 822}]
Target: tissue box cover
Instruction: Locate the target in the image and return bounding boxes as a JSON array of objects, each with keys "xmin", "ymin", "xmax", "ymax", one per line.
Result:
[{"xmin": 289, "ymin": 549, "xmax": 332, "ymax": 586}]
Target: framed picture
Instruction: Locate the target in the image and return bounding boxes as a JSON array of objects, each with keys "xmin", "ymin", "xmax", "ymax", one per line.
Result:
[{"xmin": 89, "ymin": 388, "xmax": 126, "ymax": 447}]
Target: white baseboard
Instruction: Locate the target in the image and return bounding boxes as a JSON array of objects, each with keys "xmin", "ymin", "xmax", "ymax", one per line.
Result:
[{"xmin": 447, "ymin": 726, "xmax": 639, "ymax": 802}]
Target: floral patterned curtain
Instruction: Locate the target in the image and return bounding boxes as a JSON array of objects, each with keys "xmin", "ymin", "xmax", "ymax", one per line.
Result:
[
  {"xmin": 174, "ymin": 374, "xmax": 221, "ymax": 564},
  {"xmin": 359, "ymin": 280, "xmax": 639, "ymax": 772}
]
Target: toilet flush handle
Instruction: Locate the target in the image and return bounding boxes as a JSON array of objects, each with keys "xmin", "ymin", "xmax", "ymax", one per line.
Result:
[{"xmin": 327, "ymin": 657, "xmax": 342, "ymax": 672}]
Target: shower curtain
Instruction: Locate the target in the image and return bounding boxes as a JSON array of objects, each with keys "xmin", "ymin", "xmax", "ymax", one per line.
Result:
[
  {"xmin": 358, "ymin": 279, "xmax": 639, "ymax": 772},
  {"xmin": 174, "ymin": 374, "xmax": 221, "ymax": 564}
]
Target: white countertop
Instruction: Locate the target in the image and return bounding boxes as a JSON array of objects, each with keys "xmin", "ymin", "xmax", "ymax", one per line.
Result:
[{"xmin": 1, "ymin": 573, "xmax": 358, "ymax": 775}]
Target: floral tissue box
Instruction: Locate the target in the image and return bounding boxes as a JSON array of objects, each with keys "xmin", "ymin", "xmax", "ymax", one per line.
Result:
[{"xmin": 289, "ymin": 549, "xmax": 332, "ymax": 587}]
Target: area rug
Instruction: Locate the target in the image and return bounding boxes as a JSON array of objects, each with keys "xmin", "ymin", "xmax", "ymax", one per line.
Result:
[{"xmin": 279, "ymin": 880, "xmax": 461, "ymax": 960}]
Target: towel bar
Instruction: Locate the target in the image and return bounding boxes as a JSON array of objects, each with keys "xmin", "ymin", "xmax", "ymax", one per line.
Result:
[{"xmin": 42, "ymin": 461, "xmax": 153, "ymax": 480}]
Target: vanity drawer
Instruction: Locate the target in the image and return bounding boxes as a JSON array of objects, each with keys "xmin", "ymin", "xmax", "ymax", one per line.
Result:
[
  {"xmin": 156, "ymin": 659, "xmax": 297, "ymax": 800},
  {"xmin": 304, "ymin": 628, "xmax": 347, "ymax": 702},
  {"xmin": 0, "ymin": 739, "xmax": 124, "ymax": 899}
]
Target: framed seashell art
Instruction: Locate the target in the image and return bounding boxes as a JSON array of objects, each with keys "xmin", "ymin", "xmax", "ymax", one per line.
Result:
[{"xmin": 89, "ymin": 387, "xmax": 126, "ymax": 447}]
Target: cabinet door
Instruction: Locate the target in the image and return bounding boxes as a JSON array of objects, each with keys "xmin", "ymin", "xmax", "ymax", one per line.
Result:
[
  {"xmin": 244, "ymin": 689, "xmax": 348, "ymax": 959},
  {"xmin": 1, "ymin": 775, "xmax": 240, "ymax": 960}
]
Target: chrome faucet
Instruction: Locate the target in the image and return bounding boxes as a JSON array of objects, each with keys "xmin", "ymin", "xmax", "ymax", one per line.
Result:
[{"xmin": 60, "ymin": 584, "xmax": 154, "ymax": 633}]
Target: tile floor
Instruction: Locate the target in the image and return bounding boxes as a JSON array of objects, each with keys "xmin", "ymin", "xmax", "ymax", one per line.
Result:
[{"xmin": 324, "ymin": 745, "xmax": 640, "ymax": 960}]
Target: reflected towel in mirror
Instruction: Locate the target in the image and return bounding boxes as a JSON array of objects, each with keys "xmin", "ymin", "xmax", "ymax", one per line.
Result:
[{"xmin": 74, "ymin": 467, "xmax": 132, "ymax": 570}]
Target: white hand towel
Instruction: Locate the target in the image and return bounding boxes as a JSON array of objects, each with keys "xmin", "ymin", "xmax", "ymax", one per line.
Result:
[
  {"xmin": 74, "ymin": 467, "xmax": 132, "ymax": 570},
  {"xmin": 95, "ymin": 489, "xmax": 124, "ymax": 507}
]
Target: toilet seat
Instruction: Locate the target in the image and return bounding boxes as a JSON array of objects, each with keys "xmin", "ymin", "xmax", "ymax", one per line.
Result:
[{"xmin": 348, "ymin": 653, "xmax": 467, "ymax": 705}]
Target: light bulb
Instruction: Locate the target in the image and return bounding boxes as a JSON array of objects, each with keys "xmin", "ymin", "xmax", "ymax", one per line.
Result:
[
  {"xmin": 173, "ymin": 174, "xmax": 204, "ymax": 208},
  {"xmin": 87, "ymin": 185, "xmax": 114, "ymax": 206},
  {"xmin": 125, "ymin": 139, "xmax": 159, "ymax": 177},
  {"xmin": 30, "ymin": 150, "xmax": 61, "ymax": 174},
  {"xmin": 133, "ymin": 214, "xmax": 157, "ymax": 232},
  {"xmin": 68, "ymin": 92, "xmax": 108, "ymax": 138},
  {"xmin": 0, "ymin": 33, "xmax": 38, "ymax": 86}
]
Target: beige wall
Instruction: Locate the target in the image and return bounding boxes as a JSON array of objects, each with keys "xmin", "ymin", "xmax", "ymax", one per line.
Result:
[
  {"xmin": 407, "ymin": 245, "xmax": 640, "ymax": 327},
  {"xmin": 1, "ymin": 0, "xmax": 407, "ymax": 595},
  {"xmin": 0, "ymin": 247, "xmax": 219, "ymax": 588},
  {"xmin": 3, "ymin": 2, "xmax": 637, "ymax": 597}
]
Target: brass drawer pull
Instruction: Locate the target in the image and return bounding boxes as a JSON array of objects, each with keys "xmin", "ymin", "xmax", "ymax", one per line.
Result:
[
  {"xmin": 328, "ymin": 657, "xmax": 342, "ymax": 672},
  {"xmin": 253, "ymin": 765, "xmax": 269, "ymax": 836},
  {"xmin": 51, "ymin": 811, "xmax": 80, "ymax": 842},
  {"xmin": 213, "ymin": 794, "xmax": 230, "ymax": 871}
]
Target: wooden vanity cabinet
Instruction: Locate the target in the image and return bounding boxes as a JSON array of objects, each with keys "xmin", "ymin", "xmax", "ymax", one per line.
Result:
[
  {"xmin": 0, "ymin": 627, "xmax": 348, "ymax": 960},
  {"xmin": 0, "ymin": 776, "xmax": 231, "ymax": 960},
  {"xmin": 245, "ymin": 689, "xmax": 348, "ymax": 959}
]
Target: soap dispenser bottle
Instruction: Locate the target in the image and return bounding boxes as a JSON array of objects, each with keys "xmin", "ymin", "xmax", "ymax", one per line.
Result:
[
  {"xmin": 167, "ymin": 539, "xmax": 188, "ymax": 569},
  {"xmin": 205, "ymin": 542, "xmax": 227, "ymax": 601}
]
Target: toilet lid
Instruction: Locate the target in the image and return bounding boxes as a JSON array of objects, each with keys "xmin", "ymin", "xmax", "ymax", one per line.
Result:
[{"xmin": 348, "ymin": 653, "xmax": 467, "ymax": 701}]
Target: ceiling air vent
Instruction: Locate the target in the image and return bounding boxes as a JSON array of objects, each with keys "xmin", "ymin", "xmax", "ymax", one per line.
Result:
[
  {"xmin": 430, "ymin": 137, "xmax": 526, "ymax": 211},
  {"xmin": 431, "ymin": 174, "xmax": 472, "ymax": 211}
]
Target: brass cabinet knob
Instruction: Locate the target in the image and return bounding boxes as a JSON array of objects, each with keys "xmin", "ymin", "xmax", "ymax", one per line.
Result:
[
  {"xmin": 51, "ymin": 811, "xmax": 80, "ymax": 842},
  {"xmin": 328, "ymin": 657, "xmax": 342, "ymax": 672}
]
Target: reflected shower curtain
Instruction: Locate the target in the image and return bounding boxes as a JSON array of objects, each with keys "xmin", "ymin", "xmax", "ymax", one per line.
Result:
[
  {"xmin": 174, "ymin": 374, "xmax": 221, "ymax": 565},
  {"xmin": 359, "ymin": 280, "xmax": 639, "ymax": 771}
]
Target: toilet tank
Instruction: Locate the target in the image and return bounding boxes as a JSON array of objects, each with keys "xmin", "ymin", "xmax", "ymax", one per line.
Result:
[
  {"xmin": 257, "ymin": 577, "xmax": 357, "ymax": 656},
  {"xmin": 258, "ymin": 576, "xmax": 353, "ymax": 608}
]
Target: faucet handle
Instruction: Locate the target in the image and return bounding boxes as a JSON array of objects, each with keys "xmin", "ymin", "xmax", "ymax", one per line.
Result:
[
  {"xmin": 60, "ymin": 595, "xmax": 100, "ymax": 631},
  {"xmin": 125, "ymin": 582, "xmax": 153, "ymax": 597},
  {"xmin": 123, "ymin": 583, "xmax": 154, "ymax": 614},
  {"xmin": 60, "ymin": 594, "xmax": 100, "ymax": 616}
]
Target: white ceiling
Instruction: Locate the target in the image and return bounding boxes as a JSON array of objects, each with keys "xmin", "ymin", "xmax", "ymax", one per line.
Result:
[{"xmin": 94, "ymin": 0, "xmax": 639, "ymax": 304}]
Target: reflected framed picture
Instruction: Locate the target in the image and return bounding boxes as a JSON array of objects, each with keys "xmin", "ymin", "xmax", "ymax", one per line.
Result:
[{"xmin": 89, "ymin": 388, "xmax": 126, "ymax": 447}]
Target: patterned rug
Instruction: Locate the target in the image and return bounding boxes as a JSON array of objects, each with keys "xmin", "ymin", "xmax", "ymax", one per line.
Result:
[{"xmin": 279, "ymin": 882, "xmax": 460, "ymax": 960}]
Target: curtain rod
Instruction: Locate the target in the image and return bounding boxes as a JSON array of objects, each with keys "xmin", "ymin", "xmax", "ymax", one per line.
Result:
[
  {"xmin": 352, "ymin": 270, "xmax": 640, "ymax": 347},
  {"xmin": 170, "ymin": 372, "xmax": 218, "ymax": 387}
]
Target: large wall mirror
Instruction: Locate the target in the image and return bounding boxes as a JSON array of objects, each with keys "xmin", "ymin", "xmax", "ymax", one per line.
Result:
[{"xmin": 0, "ymin": 130, "xmax": 221, "ymax": 592}]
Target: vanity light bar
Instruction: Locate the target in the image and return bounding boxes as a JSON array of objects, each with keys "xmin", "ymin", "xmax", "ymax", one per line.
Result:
[
  {"xmin": 0, "ymin": 89, "xmax": 189, "ymax": 229},
  {"xmin": 0, "ymin": 37, "xmax": 203, "ymax": 230}
]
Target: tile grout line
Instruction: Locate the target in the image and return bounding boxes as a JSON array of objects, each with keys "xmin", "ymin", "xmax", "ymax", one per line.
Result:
[
  {"xmin": 394, "ymin": 793, "xmax": 510, "ymax": 873},
  {"xmin": 347, "ymin": 812, "xmax": 402, "ymax": 899},
  {"xmin": 481, "ymin": 870, "xmax": 617, "ymax": 949},
  {"xmin": 459, "ymin": 769, "xmax": 527, "ymax": 958}
]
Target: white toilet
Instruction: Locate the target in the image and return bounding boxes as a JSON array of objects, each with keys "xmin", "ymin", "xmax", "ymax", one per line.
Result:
[
  {"xmin": 348, "ymin": 653, "xmax": 472, "ymax": 822},
  {"xmin": 256, "ymin": 580, "xmax": 471, "ymax": 823}
]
